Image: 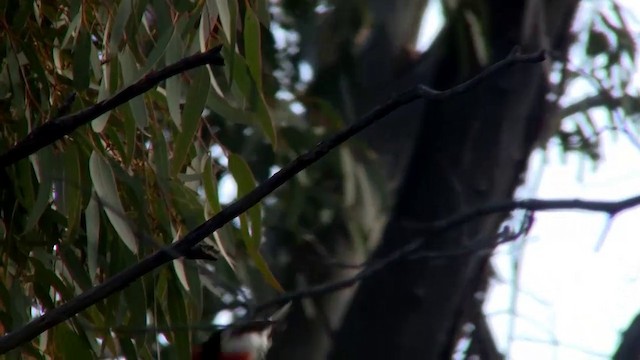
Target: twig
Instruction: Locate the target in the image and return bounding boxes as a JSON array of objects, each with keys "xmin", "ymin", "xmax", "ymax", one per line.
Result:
[
  {"xmin": 0, "ymin": 46, "xmax": 225, "ymax": 169},
  {"xmin": 0, "ymin": 48, "xmax": 544, "ymax": 353},
  {"xmin": 412, "ymin": 195, "xmax": 640, "ymax": 233}
]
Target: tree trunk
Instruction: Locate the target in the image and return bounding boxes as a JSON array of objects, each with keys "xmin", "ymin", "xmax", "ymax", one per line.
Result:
[
  {"xmin": 331, "ymin": 0, "xmax": 579, "ymax": 359},
  {"xmin": 614, "ymin": 313, "xmax": 640, "ymax": 360}
]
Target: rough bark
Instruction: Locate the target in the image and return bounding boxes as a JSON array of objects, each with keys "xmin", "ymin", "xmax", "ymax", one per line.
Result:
[{"xmin": 330, "ymin": 0, "xmax": 579, "ymax": 359}]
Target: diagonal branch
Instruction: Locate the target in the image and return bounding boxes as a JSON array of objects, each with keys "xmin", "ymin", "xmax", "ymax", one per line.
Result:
[
  {"xmin": 0, "ymin": 46, "xmax": 225, "ymax": 169},
  {"xmin": 253, "ymin": 194, "xmax": 640, "ymax": 314},
  {"xmin": 0, "ymin": 48, "xmax": 544, "ymax": 354}
]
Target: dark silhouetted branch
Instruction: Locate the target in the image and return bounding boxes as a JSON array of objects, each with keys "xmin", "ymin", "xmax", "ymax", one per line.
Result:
[
  {"xmin": 614, "ymin": 313, "xmax": 640, "ymax": 360},
  {"xmin": 0, "ymin": 46, "xmax": 224, "ymax": 168},
  {"xmin": 0, "ymin": 48, "xmax": 544, "ymax": 354},
  {"xmin": 253, "ymin": 194, "xmax": 640, "ymax": 314}
]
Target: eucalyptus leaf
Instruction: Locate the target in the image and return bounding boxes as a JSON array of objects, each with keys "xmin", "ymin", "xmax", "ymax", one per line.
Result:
[{"xmin": 89, "ymin": 152, "xmax": 138, "ymax": 253}]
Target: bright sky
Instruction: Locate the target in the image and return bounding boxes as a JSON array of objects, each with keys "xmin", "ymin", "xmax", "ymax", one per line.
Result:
[
  {"xmin": 482, "ymin": 1, "xmax": 640, "ymax": 358},
  {"xmin": 487, "ymin": 134, "xmax": 640, "ymax": 359}
]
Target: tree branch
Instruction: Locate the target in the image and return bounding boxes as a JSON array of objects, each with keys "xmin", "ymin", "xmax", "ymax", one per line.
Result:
[
  {"xmin": 0, "ymin": 48, "xmax": 544, "ymax": 354},
  {"xmin": 0, "ymin": 46, "xmax": 225, "ymax": 169},
  {"xmin": 253, "ymin": 194, "xmax": 640, "ymax": 314}
]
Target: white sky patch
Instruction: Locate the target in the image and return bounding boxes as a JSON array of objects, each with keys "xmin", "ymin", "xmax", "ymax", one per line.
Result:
[
  {"xmin": 213, "ymin": 309, "xmax": 234, "ymax": 326},
  {"xmin": 415, "ymin": 0, "xmax": 445, "ymax": 52},
  {"xmin": 487, "ymin": 133, "xmax": 640, "ymax": 359},
  {"xmin": 289, "ymin": 101, "xmax": 306, "ymax": 115},
  {"xmin": 218, "ymin": 173, "xmax": 237, "ymax": 204},
  {"xmin": 210, "ymin": 144, "xmax": 228, "ymax": 167},
  {"xmin": 298, "ymin": 61, "xmax": 314, "ymax": 83}
]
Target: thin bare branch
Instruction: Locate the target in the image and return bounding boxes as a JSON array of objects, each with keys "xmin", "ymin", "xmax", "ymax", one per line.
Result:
[
  {"xmin": 0, "ymin": 46, "xmax": 224, "ymax": 168},
  {"xmin": 253, "ymin": 194, "xmax": 640, "ymax": 314}
]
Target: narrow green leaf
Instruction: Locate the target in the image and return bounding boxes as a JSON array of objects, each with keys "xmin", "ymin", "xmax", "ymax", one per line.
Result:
[
  {"xmin": 218, "ymin": 0, "xmax": 238, "ymax": 88},
  {"xmin": 206, "ymin": 90, "xmax": 252, "ymax": 126},
  {"xmin": 231, "ymin": 54, "xmax": 276, "ymax": 145},
  {"xmin": 52, "ymin": 324, "xmax": 94, "ymax": 359},
  {"xmin": 252, "ymin": 0, "xmax": 271, "ymax": 27},
  {"xmin": 199, "ymin": 0, "xmax": 219, "ymax": 52},
  {"xmin": 92, "ymin": 61, "xmax": 115, "ymax": 132},
  {"xmin": 151, "ymin": 123, "xmax": 170, "ymax": 194},
  {"xmin": 244, "ymin": 7, "xmax": 262, "ymax": 91},
  {"xmin": 142, "ymin": 26, "xmax": 174, "ymax": 73},
  {"xmin": 173, "ymin": 257, "xmax": 190, "ymax": 291},
  {"xmin": 171, "ymin": 67, "xmax": 210, "ymax": 174},
  {"xmin": 215, "ymin": 0, "xmax": 232, "ymax": 43},
  {"xmin": 121, "ymin": 47, "xmax": 148, "ymax": 129},
  {"xmin": 228, "ymin": 154, "xmax": 261, "ymax": 248},
  {"xmin": 61, "ymin": 145, "xmax": 83, "ymax": 240},
  {"xmin": 165, "ymin": 29, "xmax": 184, "ymax": 128},
  {"xmin": 254, "ymin": 92, "xmax": 276, "ymax": 146},
  {"xmin": 61, "ymin": 12, "xmax": 82, "ymax": 48},
  {"xmin": 110, "ymin": 0, "xmax": 133, "ymax": 52},
  {"xmin": 89, "ymin": 152, "xmax": 138, "ymax": 254},
  {"xmin": 202, "ymin": 157, "xmax": 222, "ymax": 214},
  {"xmin": 59, "ymin": 245, "xmax": 93, "ymax": 292},
  {"xmin": 249, "ymin": 248, "xmax": 284, "ymax": 293},
  {"xmin": 123, "ymin": 274, "xmax": 146, "ymax": 329},
  {"xmin": 86, "ymin": 192, "xmax": 100, "ymax": 283},
  {"xmin": 211, "ymin": 147, "xmax": 277, "ymax": 281},
  {"xmin": 25, "ymin": 148, "xmax": 54, "ymax": 231},
  {"xmin": 73, "ymin": 28, "xmax": 92, "ymax": 89},
  {"xmin": 166, "ymin": 280, "xmax": 190, "ymax": 357},
  {"xmin": 31, "ymin": 258, "xmax": 73, "ymax": 300}
]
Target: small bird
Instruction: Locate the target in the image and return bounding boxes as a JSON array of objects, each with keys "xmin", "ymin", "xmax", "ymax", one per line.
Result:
[{"xmin": 192, "ymin": 304, "xmax": 290, "ymax": 360}]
